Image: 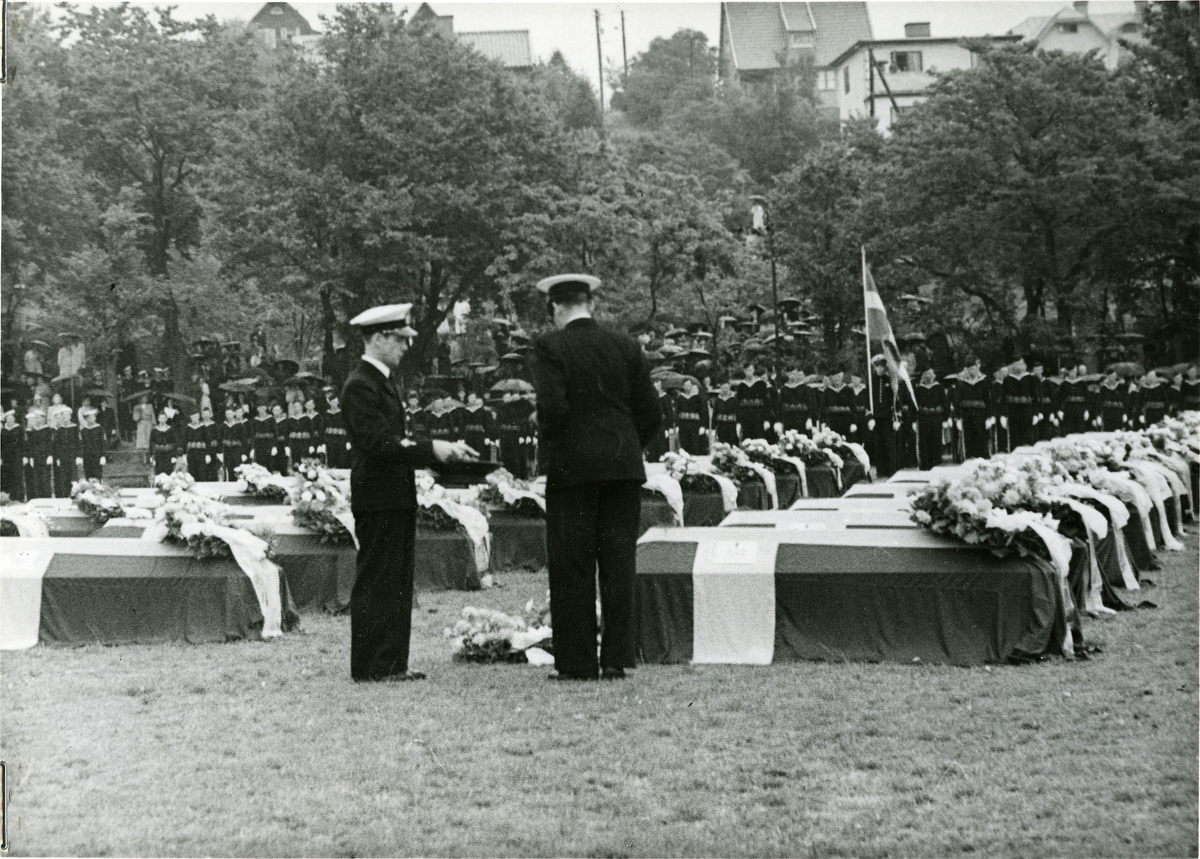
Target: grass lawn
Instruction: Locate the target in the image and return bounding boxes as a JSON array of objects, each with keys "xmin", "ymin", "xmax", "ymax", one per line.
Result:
[{"xmin": 2, "ymin": 531, "xmax": 1197, "ymax": 858}]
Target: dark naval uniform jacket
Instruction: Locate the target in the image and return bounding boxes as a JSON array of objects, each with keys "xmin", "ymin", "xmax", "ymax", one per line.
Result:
[
  {"xmin": 533, "ymin": 317, "xmax": 661, "ymax": 487},
  {"xmin": 341, "ymin": 360, "xmax": 437, "ymax": 512}
]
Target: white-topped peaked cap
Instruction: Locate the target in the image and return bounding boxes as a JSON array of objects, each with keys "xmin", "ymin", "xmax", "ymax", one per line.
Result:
[
  {"xmin": 349, "ymin": 303, "xmax": 417, "ymax": 335},
  {"xmin": 535, "ymin": 273, "xmax": 601, "ymax": 296}
]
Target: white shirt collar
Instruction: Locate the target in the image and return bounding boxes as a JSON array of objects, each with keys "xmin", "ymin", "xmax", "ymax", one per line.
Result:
[{"xmin": 362, "ymin": 354, "xmax": 391, "ymax": 379}]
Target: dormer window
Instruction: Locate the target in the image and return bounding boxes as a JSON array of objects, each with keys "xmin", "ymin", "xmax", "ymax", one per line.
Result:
[
  {"xmin": 1058, "ymin": 22, "xmax": 1078, "ymax": 33},
  {"xmin": 788, "ymin": 32, "xmax": 813, "ymax": 48},
  {"xmin": 1120, "ymin": 22, "xmax": 1138, "ymax": 32},
  {"xmin": 270, "ymin": 6, "xmax": 283, "ymax": 13},
  {"xmin": 904, "ymin": 22, "xmax": 931, "ymax": 38}
]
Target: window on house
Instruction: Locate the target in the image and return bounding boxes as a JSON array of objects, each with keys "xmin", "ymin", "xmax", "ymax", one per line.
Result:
[
  {"xmin": 1120, "ymin": 22, "xmax": 1138, "ymax": 32},
  {"xmin": 844, "ymin": 65, "xmax": 851, "ymax": 94},
  {"xmin": 818, "ymin": 70, "xmax": 837, "ymax": 91},
  {"xmin": 270, "ymin": 6, "xmax": 283, "ymax": 13},
  {"xmin": 1058, "ymin": 22, "xmax": 1078, "ymax": 33},
  {"xmin": 904, "ymin": 22, "xmax": 931, "ymax": 38},
  {"xmin": 889, "ymin": 51, "xmax": 923, "ymax": 73},
  {"xmin": 789, "ymin": 32, "xmax": 813, "ymax": 48}
]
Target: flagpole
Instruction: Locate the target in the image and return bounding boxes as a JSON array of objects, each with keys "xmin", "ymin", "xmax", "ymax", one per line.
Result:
[{"xmin": 862, "ymin": 246, "xmax": 874, "ymax": 416}]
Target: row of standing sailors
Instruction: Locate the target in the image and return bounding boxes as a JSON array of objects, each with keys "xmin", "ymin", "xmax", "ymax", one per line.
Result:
[
  {"xmin": 643, "ymin": 372, "xmax": 1200, "ymax": 476},
  {"xmin": 1, "ymin": 413, "xmax": 107, "ymax": 501},
  {"xmin": 155, "ymin": 407, "xmax": 351, "ymax": 479},
  {"xmin": 406, "ymin": 397, "xmax": 538, "ymax": 480}
]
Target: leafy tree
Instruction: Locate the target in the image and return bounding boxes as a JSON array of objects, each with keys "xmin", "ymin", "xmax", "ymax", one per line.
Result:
[
  {"xmin": 1121, "ymin": 0, "xmax": 1200, "ymax": 121},
  {"xmin": 210, "ymin": 3, "xmax": 579, "ymax": 375},
  {"xmin": 610, "ymin": 29, "xmax": 716, "ymax": 128},
  {"xmin": 877, "ymin": 43, "xmax": 1194, "ymax": 350},
  {"xmin": 525, "ymin": 51, "xmax": 602, "ymax": 131},
  {"xmin": 1, "ymin": 6, "xmax": 99, "ymax": 344},
  {"xmin": 673, "ymin": 60, "xmax": 824, "ymax": 185},
  {"xmin": 48, "ymin": 4, "xmax": 270, "ymax": 383}
]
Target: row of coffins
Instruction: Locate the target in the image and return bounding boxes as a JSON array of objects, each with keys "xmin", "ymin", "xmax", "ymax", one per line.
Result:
[{"xmin": 634, "ymin": 416, "xmax": 1198, "ymax": 667}]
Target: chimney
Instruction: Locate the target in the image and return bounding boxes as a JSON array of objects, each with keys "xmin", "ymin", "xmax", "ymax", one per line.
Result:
[{"xmin": 1073, "ymin": 1, "xmax": 1088, "ymax": 16}]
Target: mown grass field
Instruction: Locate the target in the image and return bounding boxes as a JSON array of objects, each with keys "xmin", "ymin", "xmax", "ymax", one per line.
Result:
[{"xmin": 2, "ymin": 531, "xmax": 1196, "ymax": 858}]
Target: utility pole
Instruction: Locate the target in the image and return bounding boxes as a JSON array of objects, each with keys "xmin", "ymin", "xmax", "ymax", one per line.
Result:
[
  {"xmin": 621, "ymin": 10, "xmax": 628, "ymax": 86},
  {"xmin": 595, "ymin": 10, "xmax": 605, "ymax": 118}
]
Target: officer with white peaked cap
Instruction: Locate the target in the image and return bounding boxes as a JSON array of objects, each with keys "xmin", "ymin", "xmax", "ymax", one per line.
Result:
[
  {"xmin": 340, "ymin": 302, "xmax": 476, "ymax": 682},
  {"xmin": 532, "ymin": 273, "xmax": 661, "ymax": 681}
]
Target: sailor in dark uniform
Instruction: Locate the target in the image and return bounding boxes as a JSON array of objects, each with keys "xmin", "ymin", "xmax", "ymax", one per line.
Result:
[
  {"xmin": 736, "ymin": 366, "xmax": 772, "ymax": 442},
  {"xmin": 1059, "ymin": 365, "xmax": 1091, "ymax": 436},
  {"xmin": 2, "ymin": 410, "xmax": 25, "ymax": 500},
  {"xmin": 778, "ymin": 369, "xmax": 815, "ymax": 434},
  {"xmin": 496, "ymin": 392, "xmax": 533, "ymax": 478},
  {"xmin": 531, "ymin": 274, "xmax": 660, "ymax": 681},
  {"xmin": 953, "ymin": 360, "xmax": 991, "ymax": 461},
  {"xmin": 710, "ymin": 382, "xmax": 740, "ymax": 446},
  {"xmin": 51, "ymin": 410, "xmax": 81, "ymax": 497},
  {"xmin": 322, "ymin": 392, "xmax": 351, "ymax": 469},
  {"xmin": 915, "ymin": 368, "xmax": 949, "ymax": 470},
  {"xmin": 644, "ymin": 381, "xmax": 675, "ymax": 463},
  {"xmin": 404, "ymin": 392, "xmax": 428, "ymax": 439},
  {"xmin": 867, "ymin": 355, "xmax": 898, "ymax": 478},
  {"xmin": 1134, "ymin": 371, "xmax": 1171, "ymax": 427},
  {"xmin": 150, "ymin": 410, "xmax": 179, "ymax": 476},
  {"xmin": 991, "ymin": 366, "xmax": 1009, "ymax": 454},
  {"xmin": 674, "ymin": 377, "xmax": 709, "ymax": 455},
  {"xmin": 24, "ymin": 409, "xmax": 53, "ymax": 499},
  {"xmin": 271, "ymin": 403, "xmax": 291, "ymax": 475},
  {"xmin": 79, "ymin": 407, "xmax": 106, "ymax": 481},
  {"xmin": 219, "ymin": 405, "xmax": 248, "ymax": 481},
  {"xmin": 821, "ymin": 371, "xmax": 856, "ymax": 438},
  {"xmin": 341, "ymin": 303, "xmax": 477, "ymax": 682},
  {"xmin": 1002, "ymin": 359, "xmax": 1038, "ymax": 449},
  {"xmin": 459, "ymin": 392, "xmax": 496, "ymax": 461},
  {"xmin": 1094, "ymin": 371, "xmax": 1131, "ymax": 431}
]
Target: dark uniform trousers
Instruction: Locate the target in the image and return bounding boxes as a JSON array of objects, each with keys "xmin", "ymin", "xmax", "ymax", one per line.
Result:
[
  {"xmin": 350, "ymin": 509, "xmax": 417, "ymax": 682},
  {"xmin": 545, "ymin": 480, "xmax": 642, "ymax": 677}
]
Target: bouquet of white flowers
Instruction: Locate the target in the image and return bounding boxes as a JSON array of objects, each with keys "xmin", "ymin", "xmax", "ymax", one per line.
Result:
[
  {"xmin": 70, "ymin": 478, "xmax": 125, "ymax": 524},
  {"xmin": 444, "ymin": 606, "xmax": 552, "ymax": 663},
  {"xmin": 290, "ymin": 459, "xmax": 353, "ymax": 544},
  {"xmin": 236, "ymin": 463, "xmax": 292, "ymax": 502},
  {"xmin": 660, "ymin": 451, "xmax": 721, "ymax": 492}
]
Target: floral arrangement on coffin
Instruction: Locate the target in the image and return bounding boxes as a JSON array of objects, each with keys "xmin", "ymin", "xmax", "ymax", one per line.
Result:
[
  {"xmin": 290, "ymin": 459, "xmax": 354, "ymax": 545},
  {"xmin": 155, "ymin": 484, "xmax": 238, "ymax": 559},
  {"xmin": 909, "ymin": 453, "xmax": 1106, "ymax": 560},
  {"xmin": 1147, "ymin": 417, "xmax": 1198, "ymax": 457},
  {"xmin": 1034, "ymin": 440, "xmax": 1102, "ymax": 480},
  {"xmin": 660, "ymin": 451, "xmax": 722, "ymax": 492},
  {"xmin": 70, "ymin": 478, "xmax": 125, "ymax": 524},
  {"xmin": 445, "ymin": 605, "xmax": 553, "ymax": 663},
  {"xmin": 477, "ymin": 468, "xmax": 545, "ymax": 517},
  {"xmin": 235, "ymin": 463, "xmax": 292, "ymax": 502},
  {"xmin": 740, "ymin": 438, "xmax": 803, "ymax": 476},
  {"xmin": 709, "ymin": 442, "xmax": 762, "ymax": 485},
  {"xmin": 778, "ymin": 430, "xmax": 844, "ymax": 469},
  {"xmin": 910, "ymin": 470, "xmax": 1062, "ymax": 560},
  {"xmin": 155, "ymin": 471, "xmax": 197, "ymax": 498}
]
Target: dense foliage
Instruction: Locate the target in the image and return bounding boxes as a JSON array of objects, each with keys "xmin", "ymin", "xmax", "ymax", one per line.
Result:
[{"xmin": 2, "ymin": 2, "xmax": 1196, "ymax": 384}]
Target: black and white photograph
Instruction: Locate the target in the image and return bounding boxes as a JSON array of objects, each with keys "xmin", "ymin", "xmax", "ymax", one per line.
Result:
[{"xmin": 1, "ymin": 0, "xmax": 1197, "ymax": 854}]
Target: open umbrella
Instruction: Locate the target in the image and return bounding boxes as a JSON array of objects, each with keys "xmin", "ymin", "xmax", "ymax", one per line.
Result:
[
  {"xmin": 120, "ymin": 389, "xmax": 155, "ymax": 403},
  {"xmin": 500, "ymin": 352, "xmax": 525, "ymax": 362},
  {"xmin": 664, "ymin": 327, "xmax": 689, "ymax": 340},
  {"xmin": 1107, "ymin": 362, "xmax": 1145, "ymax": 378},
  {"xmin": 166, "ymin": 392, "xmax": 197, "ymax": 406},
  {"xmin": 272, "ymin": 359, "xmax": 301, "ymax": 378},
  {"xmin": 219, "ymin": 380, "xmax": 260, "ymax": 395},
  {"xmin": 490, "ymin": 378, "xmax": 534, "ymax": 395},
  {"xmin": 28, "ymin": 340, "xmax": 51, "ymax": 351}
]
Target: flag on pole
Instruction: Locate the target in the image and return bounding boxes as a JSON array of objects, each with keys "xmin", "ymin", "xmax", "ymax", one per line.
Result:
[{"xmin": 862, "ymin": 249, "xmax": 917, "ymax": 408}]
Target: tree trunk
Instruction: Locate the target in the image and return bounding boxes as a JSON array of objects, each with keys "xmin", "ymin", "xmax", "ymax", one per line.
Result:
[{"xmin": 160, "ymin": 286, "xmax": 188, "ymax": 401}]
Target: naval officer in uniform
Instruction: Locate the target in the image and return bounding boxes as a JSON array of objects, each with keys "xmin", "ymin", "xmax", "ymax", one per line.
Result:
[
  {"xmin": 532, "ymin": 275, "xmax": 661, "ymax": 680},
  {"xmin": 342, "ymin": 304, "xmax": 477, "ymax": 682}
]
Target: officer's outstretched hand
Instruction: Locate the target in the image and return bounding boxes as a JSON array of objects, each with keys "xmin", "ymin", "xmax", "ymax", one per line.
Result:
[{"xmin": 432, "ymin": 440, "xmax": 480, "ymax": 463}]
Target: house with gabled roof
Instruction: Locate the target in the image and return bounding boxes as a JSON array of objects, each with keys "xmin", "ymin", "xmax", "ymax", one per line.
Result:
[
  {"xmin": 1008, "ymin": 1, "xmax": 1143, "ymax": 69},
  {"xmin": 827, "ymin": 29, "xmax": 1021, "ymax": 132},
  {"xmin": 409, "ymin": 3, "xmax": 533, "ymax": 69},
  {"xmin": 249, "ymin": 2, "xmax": 319, "ymax": 49},
  {"xmin": 718, "ymin": 2, "xmax": 873, "ymax": 120}
]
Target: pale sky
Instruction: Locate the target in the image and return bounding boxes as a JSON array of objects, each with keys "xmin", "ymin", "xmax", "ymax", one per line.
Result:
[{"xmin": 46, "ymin": 1, "xmax": 1136, "ymax": 98}]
